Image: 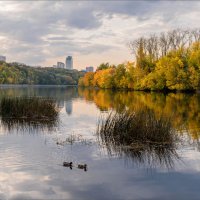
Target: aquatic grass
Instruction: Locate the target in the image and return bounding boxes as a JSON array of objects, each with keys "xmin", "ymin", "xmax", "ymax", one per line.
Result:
[
  {"xmin": 56, "ymin": 134, "xmax": 93, "ymax": 146},
  {"xmin": 0, "ymin": 97, "xmax": 58, "ymax": 119},
  {"xmin": 0, "ymin": 97, "xmax": 59, "ymax": 131},
  {"xmin": 97, "ymin": 109, "xmax": 179, "ymax": 168}
]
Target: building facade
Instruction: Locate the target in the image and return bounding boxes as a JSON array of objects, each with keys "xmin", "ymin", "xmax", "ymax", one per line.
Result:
[
  {"xmin": 66, "ymin": 56, "xmax": 73, "ymax": 70},
  {"xmin": 57, "ymin": 62, "xmax": 65, "ymax": 69},
  {"xmin": 0, "ymin": 55, "xmax": 6, "ymax": 62},
  {"xmin": 86, "ymin": 66, "xmax": 94, "ymax": 72}
]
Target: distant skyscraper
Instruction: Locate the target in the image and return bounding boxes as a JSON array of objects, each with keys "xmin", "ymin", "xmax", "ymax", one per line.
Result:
[
  {"xmin": 57, "ymin": 62, "xmax": 65, "ymax": 68},
  {"xmin": 0, "ymin": 55, "xmax": 6, "ymax": 62},
  {"xmin": 66, "ymin": 56, "xmax": 73, "ymax": 70},
  {"xmin": 86, "ymin": 66, "xmax": 94, "ymax": 72}
]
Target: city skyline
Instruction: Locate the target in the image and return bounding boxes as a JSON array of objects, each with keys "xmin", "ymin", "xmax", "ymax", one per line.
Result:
[
  {"xmin": 0, "ymin": 1, "xmax": 200, "ymax": 70},
  {"xmin": 0, "ymin": 54, "xmax": 93, "ymax": 71}
]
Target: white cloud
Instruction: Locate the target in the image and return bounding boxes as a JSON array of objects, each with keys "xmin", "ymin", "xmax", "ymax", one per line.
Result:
[{"xmin": 0, "ymin": 1, "xmax": 200, "ymax": 69}]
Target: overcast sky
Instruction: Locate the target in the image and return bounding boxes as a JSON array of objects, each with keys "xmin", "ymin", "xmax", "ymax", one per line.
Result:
[{"xmin": 0, "ymin": 1, "xmax": 200, "ymax": 70}]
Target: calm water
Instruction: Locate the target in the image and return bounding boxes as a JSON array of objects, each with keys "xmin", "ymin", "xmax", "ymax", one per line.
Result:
[{"xmin": 0, "ymin": 86, "xmax": 200, "ymax": 200}]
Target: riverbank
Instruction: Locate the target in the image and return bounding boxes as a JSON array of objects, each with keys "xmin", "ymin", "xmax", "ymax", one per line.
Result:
[
  {"xmin": 0, "ymin": 84, "xmax": 78, "ymax": 88},
  {"xmin": 78, "ymin": 85, "xmax": 199, "ymax": 94}
]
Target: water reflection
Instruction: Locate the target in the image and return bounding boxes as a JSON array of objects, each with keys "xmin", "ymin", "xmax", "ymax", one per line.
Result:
[
  {"xmin": 78, "ymin": 88, "xmax": 200, "ymax": 140},
  {"xmin": 0, "ymin": 85, "xmax": 78, "ymax": 101},
  {"xmin": 0, "ymin": 86, "xmax": 200, "ymax": 151},
  {"xmin": 0, "ymin": 118, "xmax": 58, "ymax": 133},
  {"xmin": 78, "ymin": 88, "xmax": 200, "ymax": 168},
  {"xmin": 65, "ymin": 101, "xmax": 73, "ymax": 115},
  {"xmin": 56, "ymin": 100, "xmax": 73, "ymax": 115},
  {"xmin": 0, "ymin": 86, "xmax": 200, "ymax": 141},
  {"xmin": 0, "ymin": 86, "xmax": 200, "ymax": 199},
  {"xmin": 0, "ymin": 86, "xmax": 77, "ymax": 132}
]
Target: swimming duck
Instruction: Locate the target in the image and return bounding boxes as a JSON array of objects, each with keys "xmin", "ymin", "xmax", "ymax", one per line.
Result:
[
  {"xmin": 63, "ymin": 162, "xmax": 73, "ymax": 167},
  {"xmin": 78, "ymin": 164, "xmax": 87, "ymax": 171}
]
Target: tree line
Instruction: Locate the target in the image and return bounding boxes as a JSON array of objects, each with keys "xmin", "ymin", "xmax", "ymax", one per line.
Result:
[
  {"xmin": 79, "ymin": 28, "xmax": 200, "ymax": 91},
  {"xmin": 0, "ymin": 62, "xmax": 84, "ymax": 85}
]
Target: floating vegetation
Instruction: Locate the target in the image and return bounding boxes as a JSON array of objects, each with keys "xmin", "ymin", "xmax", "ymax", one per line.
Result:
[
  {"xmin": 97, "ymin": 109, "xmax": 180, "ymax": 168},
  {"xmin": 56, "ymin": 134, "xmax": 93, "ymax": 146},
  {"xmin": 0, "ymin": 97, "xmax": 59, "ymax": 131}
]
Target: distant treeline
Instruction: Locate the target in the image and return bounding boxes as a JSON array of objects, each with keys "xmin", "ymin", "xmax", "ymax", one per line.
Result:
[
  {"xmin": 0, "ymin": 62, "xmax": 85, "ymax": 85},
  {"xmin": 79, "ymin": 28, "xmax": 200, "ymax": 91}
]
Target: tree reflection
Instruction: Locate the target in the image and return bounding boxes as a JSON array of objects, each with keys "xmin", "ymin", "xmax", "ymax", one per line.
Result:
[{"xmin": 79, "ymin": 88, "xmax": 200, "ymax": 140}]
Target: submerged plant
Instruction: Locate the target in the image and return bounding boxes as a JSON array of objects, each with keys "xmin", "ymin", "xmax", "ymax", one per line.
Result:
[{"xmin": 97, "ymin": 109, "xmax": 180, "ymax": 168}]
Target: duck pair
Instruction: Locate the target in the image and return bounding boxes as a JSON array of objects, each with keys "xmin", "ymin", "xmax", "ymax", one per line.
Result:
[{"xmin": 63, "ymin": 162, "xmax": 87, "ymax": 171}]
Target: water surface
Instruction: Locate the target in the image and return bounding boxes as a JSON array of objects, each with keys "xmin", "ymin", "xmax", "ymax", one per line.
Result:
[{"xmin": 0, "ymin": 86, "xmax": 200, "ymax": 200}]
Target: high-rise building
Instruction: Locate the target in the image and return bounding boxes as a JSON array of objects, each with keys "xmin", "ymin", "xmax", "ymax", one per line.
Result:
[
  {"xmin": 0, "ymin": 55, "xmax": 6, "ymax": 62},
  {"xmin": 57, "ymin": 62, "xmax": 65, "ymax": 68},
  {"xmin": 86, "ymin": 66, "xmax": 94, "ymax": 72},
  {"xmin": 66, "ymin": 56, "xmax": 73, "ymax": 70}
]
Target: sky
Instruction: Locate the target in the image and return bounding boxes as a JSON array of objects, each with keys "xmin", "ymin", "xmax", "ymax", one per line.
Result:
[{"xmin": 0, "ymin": 1, "xmax": 200, "ymax": 70}]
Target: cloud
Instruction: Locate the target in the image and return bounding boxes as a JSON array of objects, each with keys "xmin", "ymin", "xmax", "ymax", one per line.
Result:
[{"xmin": 0, "ymin": 1, "xmax": 200, "ymax": 67}]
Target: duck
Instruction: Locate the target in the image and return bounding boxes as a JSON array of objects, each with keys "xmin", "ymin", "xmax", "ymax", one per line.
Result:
[
  {"xmin": 63, "ymin": 162, "xmax": 73, "ymax": 167},
  {"xmin": 78, "ymin": 164, "xmax": 87, "ymax": 171}
]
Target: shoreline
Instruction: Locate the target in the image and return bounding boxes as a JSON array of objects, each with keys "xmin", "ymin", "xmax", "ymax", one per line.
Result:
[
  {"xmin": 0, "ymin": 84, "xmax": 78, "ymax": 88},
  {"xmin": 78, "ymin": 86, "xmax": 200, "ymax": 94},
  {"xmin": 0, "ymin": 84, "xmax": 199, "ymax": 93}
]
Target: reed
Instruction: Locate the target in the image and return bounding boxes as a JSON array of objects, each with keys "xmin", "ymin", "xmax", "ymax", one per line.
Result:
[
  {"xmin": 97, "ymin": 109, "xmax": 179, "ymax": 168},
  {"xmin": 0, "ymin": 97, "xmax": 59, "ymax": 131}
]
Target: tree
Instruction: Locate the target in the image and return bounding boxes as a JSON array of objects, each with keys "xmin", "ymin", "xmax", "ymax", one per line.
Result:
[
  {"xmin": 83, "ymin": 72, "xmax": 94, "ymax": 87},
  {"xmin": 96, "ymin": 63, "xmax": 110, "ymax": 71}
]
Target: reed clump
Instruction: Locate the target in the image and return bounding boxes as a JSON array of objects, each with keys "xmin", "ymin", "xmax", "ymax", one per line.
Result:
[
  {"xmin": 0, "ymin": 97, "xmax": 59, "ymax": 131},
  {"xmin": 0, "ymin": 97, "xmax": 58, "ymax": 119},
  {"xmin": 97, "ymin": 109, "xmax": 179, "ymax": 168}
]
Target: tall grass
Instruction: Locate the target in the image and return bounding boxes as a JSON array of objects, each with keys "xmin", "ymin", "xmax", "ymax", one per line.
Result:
[
  {"xmin": 97, "ymin": 109, "xmax": 179, "ymax": 168},
  {"xmin": 0, "ymin": 97, "xmax": 59, "ymax": 131}
]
